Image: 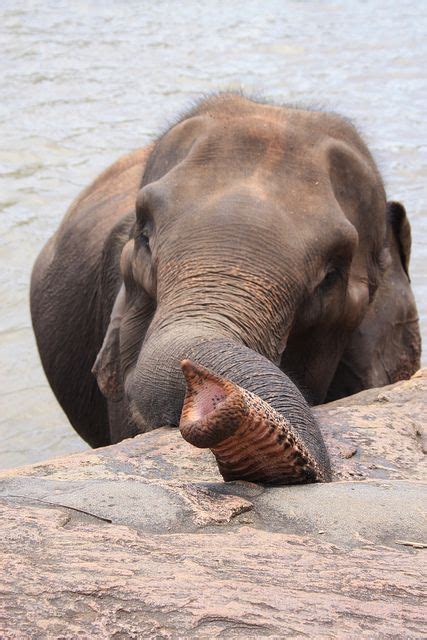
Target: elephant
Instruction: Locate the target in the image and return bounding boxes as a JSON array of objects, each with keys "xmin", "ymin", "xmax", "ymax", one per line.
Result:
[{"xmin": 30, "ymin": 93, "xmax": 421, "ymax": 484}]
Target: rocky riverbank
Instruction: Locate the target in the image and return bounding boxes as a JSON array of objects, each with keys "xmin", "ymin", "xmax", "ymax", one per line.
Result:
[{"xmin": 1, "ymin": 370, "xmax": 426, "ymax": 638}]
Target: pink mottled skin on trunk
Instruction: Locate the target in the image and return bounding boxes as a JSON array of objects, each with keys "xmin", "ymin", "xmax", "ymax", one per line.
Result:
[{"xmin": 179, "ymin": 359, "xmax": 329, "ymax": 485}]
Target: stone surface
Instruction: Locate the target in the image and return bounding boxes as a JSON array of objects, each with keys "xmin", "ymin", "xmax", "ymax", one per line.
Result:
[{"xmin": 0, "ymin": 371, "xmax": 426, "ymax": 638}]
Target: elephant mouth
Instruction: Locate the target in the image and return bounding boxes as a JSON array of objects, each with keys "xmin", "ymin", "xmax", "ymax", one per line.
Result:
[{"xmin": 179, "ymin": 359, "xmax": 329, "ymax": 485}]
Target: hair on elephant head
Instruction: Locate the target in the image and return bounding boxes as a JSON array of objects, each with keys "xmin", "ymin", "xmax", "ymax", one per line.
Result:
[{"xmin": 31, "ymin": 93, "xmax": 421, "ymax": 484}]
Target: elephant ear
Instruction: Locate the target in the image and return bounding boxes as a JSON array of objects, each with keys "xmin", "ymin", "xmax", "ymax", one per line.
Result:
[
  {"xmin": 387, "ymin": 201, "xmax": 412, "ymax": 279},
  {"xmin": 326, "ymin": 200, "xmax": 420, "ymax": 401},
  {"xmin": 92, "ymin": 284, "xmax": 126, "ymax": 401}
]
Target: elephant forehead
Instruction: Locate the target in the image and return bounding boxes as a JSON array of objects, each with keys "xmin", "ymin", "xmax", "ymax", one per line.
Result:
[
  {"xmin": 151, "ymin": 171, "xmax": 343, "ymax": 243},
  {"xmin": 143, "ymin": 112, "xmax": 326, "ymax": 188},
  {"xmin": 191, "ymin": 118, "xmax": 288, "ymax": 161},
  {"xmin": 139, "ymin": 114, "xmax": 362, "ymax": 242},
  {"xmin": 143, "ymin": 151, "xmax": 329, "ymax": 224},
  {"xmin": 185, "ymin": 120, "xmax": 329, "ymax": 186}
]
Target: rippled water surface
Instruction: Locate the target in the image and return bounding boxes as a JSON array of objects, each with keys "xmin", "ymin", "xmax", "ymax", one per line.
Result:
[{"xmin": 1, "ymin": 1, "xmax": 426, "ymax": 469}]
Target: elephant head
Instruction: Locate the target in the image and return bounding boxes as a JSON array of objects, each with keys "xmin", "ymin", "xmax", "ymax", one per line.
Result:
[{"xmin": 92, "ymin": 94, "xmax": 420, "ymax": 483}]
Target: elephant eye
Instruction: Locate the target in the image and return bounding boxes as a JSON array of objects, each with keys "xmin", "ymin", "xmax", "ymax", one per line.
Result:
[
  {"xmin": 138, "ymin": 228, "xmax": 150, "ymax": 250},
  {"xmin": 321, "ymin": 267, "xmax": 341, "ymax": 289}
]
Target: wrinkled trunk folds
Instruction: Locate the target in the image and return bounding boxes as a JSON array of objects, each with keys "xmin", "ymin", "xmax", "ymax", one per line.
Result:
[
  {"xmin": 130, "ymin": 325, "xmax": 332, "ymax": 484},
  {"xmin": 180, "ymin": 360, "xmax": 329, "ymax": 484}
]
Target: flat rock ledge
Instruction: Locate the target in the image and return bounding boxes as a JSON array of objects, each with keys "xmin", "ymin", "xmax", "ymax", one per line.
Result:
[{"xmin": 1, "ymin": 371, "xmax": 426, "ymax": 639}]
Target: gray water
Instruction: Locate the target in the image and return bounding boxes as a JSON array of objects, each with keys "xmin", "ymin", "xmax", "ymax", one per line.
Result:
[{"xmin": 1, "ymin": 1, "xmax": 426, "ymax": 470}]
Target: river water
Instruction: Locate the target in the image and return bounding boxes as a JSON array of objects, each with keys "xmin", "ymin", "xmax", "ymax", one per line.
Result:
[{"xmin": 1, "ymin": 1, "xmax": 425, "ymax": 469}]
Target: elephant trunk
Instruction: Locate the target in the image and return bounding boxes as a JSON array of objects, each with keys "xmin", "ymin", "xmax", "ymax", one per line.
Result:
[
  {"xmin": 179, "ymin": 360, "xmax": 329, "ymax": 484},
  {"xmin": 129, "ymin": 325, "xmax": 332, "ymax": 483}
]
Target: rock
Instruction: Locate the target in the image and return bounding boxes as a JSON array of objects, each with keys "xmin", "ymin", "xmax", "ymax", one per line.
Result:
[{"xmin": 0, "ymin": 371, "xmax": 426, "ymax": 638}]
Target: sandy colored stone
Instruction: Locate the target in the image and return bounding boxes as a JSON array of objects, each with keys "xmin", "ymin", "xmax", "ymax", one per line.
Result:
[{"xmin": 0, "ymin": 371, "xmax": 426, "ymax": 638}]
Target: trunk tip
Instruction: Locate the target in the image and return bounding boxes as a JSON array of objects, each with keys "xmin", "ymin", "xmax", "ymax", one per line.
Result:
[
  {"xmin": 179, "ymin": 359, "xmax": 242, "ymax": 449},
  {"xmin": 180, "ymin": 359, "xmax": 203, "ymax": 385},
  {"xmin": 180, "ymin": 358, "xmax": 197, "ymax": 376},
  {"xmin": 180, "ymin": 359, "xmax": 221, "ymax": 387}
]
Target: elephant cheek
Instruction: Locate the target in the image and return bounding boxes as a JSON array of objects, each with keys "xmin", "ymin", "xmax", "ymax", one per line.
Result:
[
  {"xmin": 131, "ymin": 251, "xmax": 155, "ymax": 298},
  {"xmin": 120, "ymin": 240, "xmax": 134, "ymax": 279},
  {"xmin": 346, "ymin": 281, "xmax": 370, "ymax": 328}
]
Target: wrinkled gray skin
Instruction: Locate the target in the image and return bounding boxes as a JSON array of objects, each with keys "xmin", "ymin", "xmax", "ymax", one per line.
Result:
[{"xmin": 31, "ymin": 94, "xmax": 421, "ymax": 475}]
